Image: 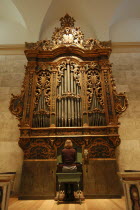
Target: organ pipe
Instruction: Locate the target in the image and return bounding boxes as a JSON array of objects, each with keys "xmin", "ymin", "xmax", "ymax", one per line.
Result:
[
  {"xmin": 32, "ymin": 58, "xmax": 106, "ymax": 127},
  {"xmin": 56, "ymin": 60, "xmax": 82, "ymax": 127}
]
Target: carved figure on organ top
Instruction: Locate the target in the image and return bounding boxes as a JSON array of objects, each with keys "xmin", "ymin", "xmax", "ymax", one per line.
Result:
[{"xmin": 63, "ymin": 28, "xmax": 74, "ymax": 44}]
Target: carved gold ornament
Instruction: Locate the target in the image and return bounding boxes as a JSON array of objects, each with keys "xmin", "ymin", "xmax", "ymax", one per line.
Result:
[{"xmin": 25, "ymin": 14, "xmax": 111, "ymax": 51}]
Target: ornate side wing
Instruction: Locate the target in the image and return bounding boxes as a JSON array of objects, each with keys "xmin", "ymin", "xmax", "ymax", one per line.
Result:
[
  {"xmin": 9, "ymin": 94, "xmax": 24, "ymax": 121},
  {"xmin": 114, "ymin": 92, "xmax": 128, "ymax": 116}
]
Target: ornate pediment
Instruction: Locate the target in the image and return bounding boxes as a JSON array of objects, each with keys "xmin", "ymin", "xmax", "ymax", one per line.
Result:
[{"xmin": 25, "ymin": 14, "xmax": 111, "ymax": 51}]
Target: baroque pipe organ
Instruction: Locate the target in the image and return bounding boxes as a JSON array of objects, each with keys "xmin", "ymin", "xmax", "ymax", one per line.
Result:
[{"xmin": 9, "ymin": 14, "xmax": 128, "ymax": 199}]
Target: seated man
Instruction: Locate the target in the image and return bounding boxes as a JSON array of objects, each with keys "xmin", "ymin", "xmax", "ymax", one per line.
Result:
[
  {"xmin": 62, "ymin": 139, "xmax": 77, "ymax": 172},
  {"xmin": 61, "ymin": 139, "xmax": 77, "ymax": 201}
]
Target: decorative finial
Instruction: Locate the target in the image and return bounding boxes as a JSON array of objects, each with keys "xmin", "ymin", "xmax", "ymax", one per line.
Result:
[{"xmin": 60, "ymin": 14, "xmax": 75, "ymax": 27}]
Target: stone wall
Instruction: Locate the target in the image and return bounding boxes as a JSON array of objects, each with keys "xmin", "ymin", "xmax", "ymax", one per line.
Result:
[
  {"xmin": 110, "ymin": 52, "xmax": 140, "ymax": 171},
  {"xmin": 0, "ymin": 55, "xmax": 26, "ymax": 193},
  {"xmin": 0, "ymin": 50, "xmax": 140, "ymax": 193}
]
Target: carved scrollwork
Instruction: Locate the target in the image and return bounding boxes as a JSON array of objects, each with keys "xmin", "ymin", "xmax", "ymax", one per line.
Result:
[
  {"xmin": 87, "ymin": 63, "xmax": 104, "ymax": 112},
  {"xmin": 88, "ymin": 138, "xmax": 116, "ymax": 158},
  {"xmin": 36, "ymin": 63, "xmax": 50, "ymax": 73},
  {"xmin": 114, "ymin": 92, "xmax": 128, "ymax": 116},
  {"xmin": 52, "ymin": 26, "xmax": 84, "ymax": 48},
  {"xmin": 25, "ymin": 40, "xmax": 52, "ymax": 51},
  {"xmin": 57, "ymin": 60, "xmax": 66, "ymax": 87},
  {"xmin": 20, "ymin": 129, "xmax": 30, "ymax": 137},
  {"xmin": 19, "ymin": 138, "xmax": 56, "ymax": 159},
  {"xmin": 19, "ymin": 136, "xmax": 120, "ymax": 159},
  {"xmin": 54, "ymin": 138, "xmax": 64, "ymax": 147},
  {"xmin": 72, "ymin": 138, "xmax": 85, "ymax": 146},
  {"xmin": 34, "ymin": 70, "xmax": 51, "ymax": 111},
  {"xmin": 89, "ymin": 144, "xmax": 115, "ymax": 158},
  {"xmin": 73, "ymin": 63, "xmax": 81, "ymax": 87},
  {"xmin": 19, "ymin": 138, "xmax": 30, "ymax": 151},
  {"xmin": 57, "ymin": 59, "xmax": 81, "ymax": 88},
  {"xmin": 99, "ymin": 60, "xmax": 112, "ymax": 69},
  {"xmin": 9, "ymin": 65, "xmax": 28, "ymax": 122},
  {"xmin": 9, "ymin": 94, "xmax": 24, "ymax": 120},
  {"xmin": 103, "ymin": 68, "xmax": 114, "ymax": 122},
  {"xmin": 54, "ymin": 137, "xmax": 85, "ymax": 148},
  {"xmin": 25, "ymin": 14, "xmax": 111, "ymax": 51},
  {"xmin": 108, "ymin": 136, "xmax": 121, "ymax": 147}
]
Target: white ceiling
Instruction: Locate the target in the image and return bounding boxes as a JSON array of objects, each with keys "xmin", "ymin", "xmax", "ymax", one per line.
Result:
[{"xmin": 0, "ymin": 0, "xmax": 140, "ymax": 44}]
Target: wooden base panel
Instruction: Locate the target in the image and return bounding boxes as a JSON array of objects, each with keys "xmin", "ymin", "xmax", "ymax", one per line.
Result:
[
  {"xmin": 19, "ymin": 161, "xmax": 56, "ymax": 200},
  {"xmin": 83, "ymin": 160, "xmax": 123, "ymax": 197}
]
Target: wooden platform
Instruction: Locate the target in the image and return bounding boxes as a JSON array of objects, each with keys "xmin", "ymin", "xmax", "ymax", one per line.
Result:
[{"xmin": 8, "ymin": 197, "xmax": 126, "ymax": 210}]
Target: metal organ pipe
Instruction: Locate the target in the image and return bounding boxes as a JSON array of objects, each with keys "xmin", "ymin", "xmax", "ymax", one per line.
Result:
[
  {"xmin": 67, "ymin": 63, "xmax": 70, "ymax": 126},
  {"xmin": 67, "ymin": 62, "xmax": 70, "ymax": 92},
  {"xmin": 77, "ymin": 85, "xmax": 79, "ymax": 126},
  {"xmin": 55, "ymin": 60, "xmax": 82, "ymax": 127},
  {"xmin": 32, "ymin": 61, "xmax": 107, "ymax": 128},
  {"xmin": 71, "ymin": 67, "xmax": 74, "ymax": 126},
  {"xmin": 59, "ymin": 84, "xmax": 62, "ymax": 126}
]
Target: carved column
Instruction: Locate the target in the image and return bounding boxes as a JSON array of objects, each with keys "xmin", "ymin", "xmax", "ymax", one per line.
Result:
[
  {"xmin": 100, "ymin": 61, "xmax": 116, "ymax": 125},
  {"xmin": 22, "ymin": 62, "xmax": 37, "ymax": 127},
  {"xmin": 50, "ymin": 65, "xmax": 57, "ymax": 127},
  {"xmin": 80, "ymin": 65, "xmax": 88, "ymax": 126}
]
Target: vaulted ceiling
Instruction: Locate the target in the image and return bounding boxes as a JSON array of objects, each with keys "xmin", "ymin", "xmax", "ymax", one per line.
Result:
[{"xmin": 0, "ymin": 0, "xmax": 140, "ymax": 44}]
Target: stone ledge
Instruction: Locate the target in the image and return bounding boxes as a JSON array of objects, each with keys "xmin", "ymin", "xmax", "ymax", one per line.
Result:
[{"xmin": 1, "ymin": 42, "xmax": 140, "ymax": 54}]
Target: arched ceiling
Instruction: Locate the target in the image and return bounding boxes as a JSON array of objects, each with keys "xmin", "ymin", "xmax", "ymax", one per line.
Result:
[
  {"xmin": 110, "ymin": 0, "xmax": 140, "ymax": 42},
  {"xmin": 0, "ymin": 0, "xmax": 139, "ymax": 44}
]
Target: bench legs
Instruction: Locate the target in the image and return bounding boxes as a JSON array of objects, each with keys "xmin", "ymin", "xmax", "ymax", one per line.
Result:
[
  {"xmin": 57, "ymin": 182, "xmax": 82, "ymax": 205},
  {"xmin": 57, "ymin": 183, "xmax": 61, "ymax": 205}
]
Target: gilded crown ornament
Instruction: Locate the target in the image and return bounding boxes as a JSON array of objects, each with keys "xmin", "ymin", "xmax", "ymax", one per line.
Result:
[{"xmin": 60, "ymin": 13, "xmax": 75, "ymax": 27}]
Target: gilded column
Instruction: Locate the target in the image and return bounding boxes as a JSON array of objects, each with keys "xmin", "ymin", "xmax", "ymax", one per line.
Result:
[
  {"xmin": 50, "ymin": 65, "xmax": 57, "ymax": 127},
  {"xmin": 100, "ymin": 60, "xmax": 116, "ymax": 125},
  {"xmin": 22, "ymin": 61, "xmax": 37, "ymax": 127},
  {"xmin": 80, "ymin": 65, "xmax": 88, "ymax": 126}
]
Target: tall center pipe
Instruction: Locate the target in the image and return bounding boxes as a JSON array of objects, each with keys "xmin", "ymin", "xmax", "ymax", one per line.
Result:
[
  {"xmin": 59, "ymin": 84, "xmax": 61, "ymax": 126},
  {"xmin": 64, "ymin": 66, "xmax": 67, "ymax": 93},
  {"xmin": 67, "ymin": 63, "xmax": 70, "ymax": 92}
]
